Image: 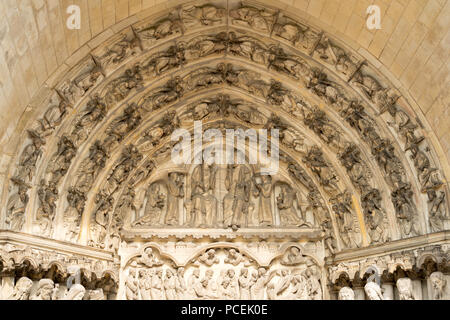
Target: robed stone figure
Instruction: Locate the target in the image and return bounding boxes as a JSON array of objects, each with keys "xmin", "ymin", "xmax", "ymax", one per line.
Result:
[
  {"xmin": 253, "ymin": 174, "xmax": 273, "ymax": 226},
  {"xmin": 224, "ymin": 165, "xmax": 252, "ymax": 229},
  {"xmin": 189, "ymin": 163, "xmax": 217, "ymax": 227},
  {"xmin": 165, "ymin": 173, "xmax": 184, "ymax": 226}
]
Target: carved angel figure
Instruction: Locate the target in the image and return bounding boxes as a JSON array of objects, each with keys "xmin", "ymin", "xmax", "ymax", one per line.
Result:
[
  {"xmin": 137, "ymin": 15, "xmax": 182, "ymax": 44},
  {"xmin": 98, "ymin": 34, "xmax": 140, "ymax": 67},
  {"xmin": 280, "ymin": 247, "xmax": 307, "ymax": 266},
  {"xmin": 198, "ymin": 249, "xmax": 219, "ymax": 266},
  {"xmin": 139, "ymin": 247, "xmax": 163, "ymax": 268},
  {"xmin": 224, "ymin": 249, "xmax": 246, "ymax": 266}
]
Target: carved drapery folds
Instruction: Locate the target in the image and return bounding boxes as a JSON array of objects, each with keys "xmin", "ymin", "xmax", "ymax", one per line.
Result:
[
  {"xmin": 129, "ymin": 163, "xmax": 317, "ymax": 232},
  {"xmin": 121, "ymin": 244, "xmax": 323, "ymax": 300}
]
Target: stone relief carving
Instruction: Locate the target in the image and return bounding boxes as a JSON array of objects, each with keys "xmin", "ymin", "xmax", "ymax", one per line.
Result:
[
  {"xmin": 63, "ymin": 188, "xmax": 85, "ymax": 242},
  {"xmin": 16, "ymin": 58, "xmax": 420, "ymax": 248},
  {"xmin": 273, "ymin": 15, "xmax": 321, "ymax": 54},
  {"xmin": 134, "ymin": 14, "xmax": 183, "ymax": 49},
  {"xmin": 230, "ymin": 5, "xmax": 277, "ymax": 34},
  {"xmin": 331, "ymin": 191, "xmax": 361, "ymax": 249},
  {"xmin": 133, "ymin": 182, "xmax": 165, "ymax": 227},
  {"xmin": 30, "ymin": 279, "xmax": 55, "ymax": 300},
  {"xmin": 364, "ymin": 281, "xmax": 384, "ymax": 300},
  {"xmin": 1, "ymin": 4, "xmax": 448, "ymax": 303},
  {"xmin": 430, "ymin": 271, "xmax": 447, "ymax": 300},
  {"xmin": 5, "ymin": 178, "xmax": 29, "ymax": 232},
  {"xmin": 338, "ymin": 286, "xmax": 354, "ymax": 300},
  {"xmin": 103, "ymin": 65, "xmax": 143, "ymax": 105},
  {"xmin": 104, "ymin": 104, "xmax": 143, "ymax": 152},
  {"xmin": 122, "ymin": 245, "xmax": 323, "ymax": 300},
  {"xmin": 31, "ymin": 56, "xmax": 426, "ymax": 245},
  {"xmin": 89, "ymin": 193, "xmax": 114, "ymax": 249},
  {"xmin": 63, "ymin": 284, "xmax": 86, "ymax": 300},
  {"xmin": 6, "ymin": 93, "xmax": 69, "ymax": 231},
  {"xmin": 74, "ymin": 141, "xmax": 109, "ymax": 195},
  {"xmin": 56, "ymin": 57, "xmax": 104, "ymax": 105},
  {"xmin": 303, "ymin": 146, "xmax": 340, "ymax": 197},
  {"xmin": 276, "ymin": 183, "xmax": 308, "ymax": 227},
  {"xmin": 5, "ymin": 275, "xmax": 107, "ymax": 301},
  {"xmin": 8, "ymin": 277, "xmax": 33, "ymax": 300},
  {"xmin": 94, "ymin": 30, "xmax": 141, "ymax": 73},
  {"xmin": 70, "ymin": 96, "xmax": 108, "ymax": 146},
  {"xmin": 180, "ymin": 4, "xmax": 226, "ymax": 29},
  {"xmin": 396, "ymin": 277, "xmax": 414, "ymax": 300},
  {"xmin": 313, "ymin": 36, "xmax": 362, "ymax": 80},
  {"xmin": 35, "ymin": 180, "xmax": 59, "ymax": 237},
  {"xmin": 361, "ymin": 189, "xmax": 390, "ymax": 244},
  {"xmin": 188, "ymin": 163, "xmax": 217, "ymax": 228}
]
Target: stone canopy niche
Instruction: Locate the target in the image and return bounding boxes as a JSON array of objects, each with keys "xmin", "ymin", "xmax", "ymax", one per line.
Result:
[{"xmin": 0, "ymin": 0, "xmax": 449, "ymax": 300}]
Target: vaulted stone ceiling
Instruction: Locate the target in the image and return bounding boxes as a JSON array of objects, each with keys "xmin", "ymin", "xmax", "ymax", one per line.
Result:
[{"xmin": 0, "ymin": 0, "xmax": 449, "ymax": 301}]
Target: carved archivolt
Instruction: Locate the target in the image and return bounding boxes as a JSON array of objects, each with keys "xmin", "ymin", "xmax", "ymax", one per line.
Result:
[{"xmin": 0, "ymin": 1, "xmax": 448, "ymax": 299}]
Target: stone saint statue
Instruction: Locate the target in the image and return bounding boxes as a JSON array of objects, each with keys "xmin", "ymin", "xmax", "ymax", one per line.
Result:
[
  {"xmin": 63, "ymin": 284, "xmax": 86, "ymax": 300},
  {"xmin": 253, "ymin": 174, "xmax": 273, "ymax": 227},
  {"xmin": 277, "ymin": 184, "xmax": 306, "ymax": 227},
  {"xmin": 396, "ymin": 277, "xmax": 414, "ymax": 300},
  {"xmin": 238, "ymin": 268, "xmax": 254, "ymax": 300},
  {"xmin": 189, "ymin": 163, "xmax": 217, "ymax": 227},
  {"xmin": 30, "ymin": 279, "xmax": 55, "ymax": 300},
  {"xmin": 133, "ymin": 183, "xmax": 165, "ymax": 226},
  {"xmin": 227, "ymin": 165, "xmax": 252, "ymax": 229},
  {"xmin": 165, "ymin": 173, "xmax": 184, "ymax": 226},
  {"xmin": 364, "ymin": 281, "xmax": 384, "ymax": 300},
  {"xmin": 8, "ymin": 277, "xmax": 33, "ymax": 300},
  {"xmin": 125, "ymin": 268, "xmax": 139, "ymax": 300},
  {"xmin": 338, "ymin": 287, "xmax": 355, "ymax": 300},
  {"xmin": 151, "ymin": 268, "xmax": 166, "ymax": 300},
  {"xmin": 429, "ymin": 271, "xmax": 447, "ymax": 300}
]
